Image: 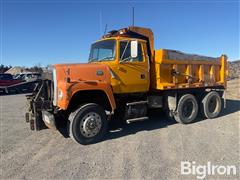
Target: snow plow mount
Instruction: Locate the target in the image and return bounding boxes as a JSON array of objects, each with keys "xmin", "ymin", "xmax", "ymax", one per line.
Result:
[{"xmin": 25, "ymin": 80, "xmax": 55, "ymax": 131}]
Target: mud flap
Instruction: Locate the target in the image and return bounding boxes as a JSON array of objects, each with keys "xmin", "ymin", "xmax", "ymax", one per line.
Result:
[
  {"xmin": 223, "ymin": 90, "xmax": 226, "ymax": 109},
  {"xmin": 167, "ymin": 94, "xmax": 178, "ymax": 117}
]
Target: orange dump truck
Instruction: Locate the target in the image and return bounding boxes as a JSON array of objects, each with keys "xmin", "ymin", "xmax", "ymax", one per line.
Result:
[{"xmin": 25, "ymin": 26, "xmax": 227, "ymax": 145}]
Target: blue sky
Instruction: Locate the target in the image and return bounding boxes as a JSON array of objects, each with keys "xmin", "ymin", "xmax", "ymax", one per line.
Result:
[{"xmin": 1, "ymin": 0, "xmax": 239, "ymax": 67}]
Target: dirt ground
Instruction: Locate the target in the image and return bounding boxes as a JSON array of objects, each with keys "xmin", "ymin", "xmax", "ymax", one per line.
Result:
[{"xmin": 1, "ymin": 79, "xmax": 239, "ymax": 179}]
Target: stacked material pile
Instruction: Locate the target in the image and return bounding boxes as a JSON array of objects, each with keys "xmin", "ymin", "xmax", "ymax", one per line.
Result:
[{"xmin": 167, "ymin": 50, "xmax": 219, "ymax": 61}]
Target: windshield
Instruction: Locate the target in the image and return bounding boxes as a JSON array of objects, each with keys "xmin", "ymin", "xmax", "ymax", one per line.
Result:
[{"xmin": 89, "ymin": 40, "xmax": 116, "ymax": 62}]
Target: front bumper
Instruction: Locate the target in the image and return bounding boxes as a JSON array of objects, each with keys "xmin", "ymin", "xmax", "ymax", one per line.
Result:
[{"xmin": 25, "ymin": 80, "xmax": 56, "ymax": 131}]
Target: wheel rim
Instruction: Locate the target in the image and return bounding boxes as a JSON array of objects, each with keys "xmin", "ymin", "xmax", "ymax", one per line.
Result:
[
  {"xmin": 208, "ymin": 96, "xmax": 218, "ymax": 113},
  {"xmin": 80, "ymin": 112, "xmax": 102, "ymax": 138},
  {"xmin": 182, "ymin": 100, "xmax": 194, "ymax": 119}
]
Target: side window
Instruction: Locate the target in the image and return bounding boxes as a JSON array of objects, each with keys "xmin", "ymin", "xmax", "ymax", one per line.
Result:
[
  {"xmin": 120, "ymin": 41, "xmax": 143, "ymax": 62},
  {"xmin": 137, "ymin": 43, "xmax": 143, "ymax": 62},
  {"xmin": 120, "ymin": 41, "xmax": 130, "ymax": 61}
]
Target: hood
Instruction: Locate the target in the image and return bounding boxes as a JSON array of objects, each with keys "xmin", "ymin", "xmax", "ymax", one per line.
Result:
[{"xmin": 54, "ymin": 63, "xmax": 111, "ymax": 83}]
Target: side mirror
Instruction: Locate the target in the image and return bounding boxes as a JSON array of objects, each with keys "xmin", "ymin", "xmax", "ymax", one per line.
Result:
[{"xmin": 131, "ymin": 41, "xmax": 138, "ymax": 58}]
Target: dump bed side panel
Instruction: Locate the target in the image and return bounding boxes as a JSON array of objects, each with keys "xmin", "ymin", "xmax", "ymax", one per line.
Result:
[{"xmin": 150, "ymin": 49, "xmax": 227, "ymax": 90}]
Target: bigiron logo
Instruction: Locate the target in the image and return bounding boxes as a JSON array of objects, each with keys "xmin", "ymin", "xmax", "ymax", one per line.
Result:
[{"xmin": 181, "ymin": 161, "xmax": 238, "ymax": 179}]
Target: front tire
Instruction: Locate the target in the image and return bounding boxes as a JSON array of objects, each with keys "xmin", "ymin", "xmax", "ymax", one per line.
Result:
[
  {"xmin": 69, "ymin": 103, "xmax": 108, "ymax": 145},
  {"xmin": 174, "ymin": 94, "xmax": 199, "ymax": 124}
]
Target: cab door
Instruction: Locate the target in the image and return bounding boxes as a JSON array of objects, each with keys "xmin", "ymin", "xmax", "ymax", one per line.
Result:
[{"xmin": 114, "ymin": 40, "xmax": 150, "ymax": 93}]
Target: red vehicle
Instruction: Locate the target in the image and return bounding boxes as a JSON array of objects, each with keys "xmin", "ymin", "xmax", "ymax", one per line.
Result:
[{"xmin": 0, "ymin": 73, "xmax": 22, "ymax": 86}]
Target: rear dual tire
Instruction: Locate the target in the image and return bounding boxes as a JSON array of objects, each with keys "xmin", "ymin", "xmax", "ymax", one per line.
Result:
[
  {"xmin": 173, "ymin": 91, "xmax": 222, "ymax": 124},
  {"xmin": 174, "ymin": 94, "xmax": 199, "ymax": 124},
  {"xmin": 201, "ymin": 91, "xmax": 222, "ymax": 119}
]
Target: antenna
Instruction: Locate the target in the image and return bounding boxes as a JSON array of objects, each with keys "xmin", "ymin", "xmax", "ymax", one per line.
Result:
[
  {"xmin": 104, "ymin": 24, "xmax": 108, "ymax": 35},
  {"xmin": 132, "ymin": 7, "xmax": 135, "ymax": 26},
  {"xmin": 99, "ymin": 11, "xmax": 102, "ymax": 36}
]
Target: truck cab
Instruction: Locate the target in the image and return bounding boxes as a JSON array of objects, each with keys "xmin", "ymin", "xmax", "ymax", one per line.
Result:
[{"xmin": 88, "ymin": 36, "xmax": 150, "ymax": 93}]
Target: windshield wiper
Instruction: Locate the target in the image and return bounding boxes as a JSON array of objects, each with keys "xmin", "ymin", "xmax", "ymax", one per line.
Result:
[
  {"xmin": 121, "ymin": 57, "xmax": 132, "ymax": 63},
  {"xmin": 89, "ymin": 57, "xmax": 113, "ymax": 62},
  {"xmin": 99, "ymin": 57, "xmax": 114, "ymax": 61},
  {"xmin": 89, "ymin": 58, "xmax": 98, "ymax": 62}
]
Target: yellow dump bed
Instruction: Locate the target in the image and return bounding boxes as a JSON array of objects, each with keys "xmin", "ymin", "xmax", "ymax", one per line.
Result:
[{"xmin": 150, "ymin": 49, "xmax": 227, "ymax": 90}]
